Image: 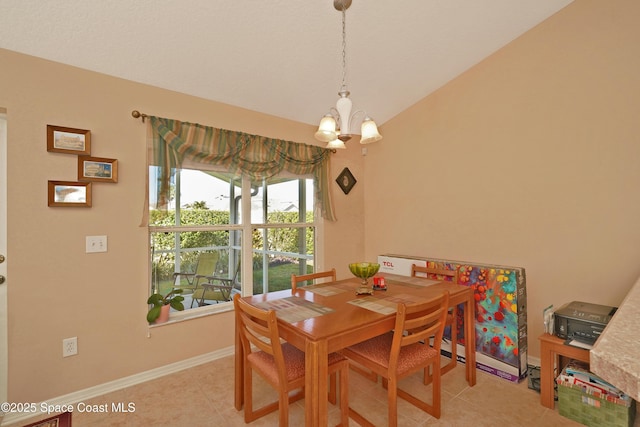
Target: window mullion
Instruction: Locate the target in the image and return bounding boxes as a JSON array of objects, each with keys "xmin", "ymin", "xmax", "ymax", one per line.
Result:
[
  {"xmin": 261, "ymin": 180, "xmax": 268, "ymax": 294},
  {"xmin": 298, "ymin": 179, "xmax": 307, "ymax": 276},
  {"xmin": 174, "ymin": 170, "xmax": 182, "ymax": 272},
  {"xmin": 241, "ymin": 176, "xmax": 253, "ymax": 296}
]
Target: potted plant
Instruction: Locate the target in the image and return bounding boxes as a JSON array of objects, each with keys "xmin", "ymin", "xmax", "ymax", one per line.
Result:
[{"xmin": 146, "ymin": 288, "xmax": 185, "ymax": 324}]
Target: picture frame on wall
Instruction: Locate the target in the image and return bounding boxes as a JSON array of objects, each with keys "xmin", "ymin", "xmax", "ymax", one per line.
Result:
[
  {"xmin": 48, "ymin": 181, "xmax": 92, "ymax": 207},
  {"xmin": 336, "ymin": 167, "xmax": 357, "ymax": 195},
  {"xmin": 78, "ymin": 156, "xmax": 118, "ymax": 183},
  {"xmin": 46, "ymin": 125, "xmax": 91, "ymax": 155}
]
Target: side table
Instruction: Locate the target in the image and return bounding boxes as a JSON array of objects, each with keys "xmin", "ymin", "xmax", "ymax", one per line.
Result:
[{"xmin": 539, "ymin": 333, "xmax": 590, "ymax": 408}]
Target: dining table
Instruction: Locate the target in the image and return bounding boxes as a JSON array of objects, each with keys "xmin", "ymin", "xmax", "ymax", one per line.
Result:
[{"xmin": 234, "ymin": 273, "xmax": 476, "ymax": 427}]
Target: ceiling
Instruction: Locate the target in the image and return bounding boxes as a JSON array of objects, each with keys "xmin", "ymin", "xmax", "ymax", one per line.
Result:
[{"xmin": 0, "ymin": 0, "xmax": 573, "ymax": 129}]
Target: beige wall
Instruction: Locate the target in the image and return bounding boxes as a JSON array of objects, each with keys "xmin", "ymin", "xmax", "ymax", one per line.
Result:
[
  {"xmin": 2, "ymin": 0, "xmax": 639, "ymax": 404},
  {"xmin": 0, "ymin": 48, "xmax": 364, "ymax": 402},
  {"xmin": 363, "ymin": 0, "xmax": 640, "ymax": 358}
]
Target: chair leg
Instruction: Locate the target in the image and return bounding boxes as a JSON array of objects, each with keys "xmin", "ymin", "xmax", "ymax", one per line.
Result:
[
  {"xmin": 243, "ymin": 362, "xmax": 253, "ymax": 423},
  {"xmin": 278, "ymin": 388, "xmax": 289, "ymax": 427},
  {"xmin": 402, "ymin": 361, "xmax": 442, "ymax": 419},
  {"xmin": 243, "ymin": 363, "xmax": 303, "ymax": 424},
  {"xmin": 443, "ymin": 307, "xmax": 458, "ymax": 374},
  {"xmin": 339, "ymin": 361, "xmax": 349, "ymax": 426},
  {"xmin": 432, "ymin": 361, "xmax": 442, "ymax": 419},
  {"xmin": 387, "ymin": 377, "xmax": 399, "ymax": 427},
  {"xmin": 424, "ymin": 308, "xmax": 457, "ymax": 385},
  {"xmin": 424, "ymin": 366, "xmax": 431, "ymax": 385},
  {"xmin": 328, "ymin": 372, "xmax": 337, "ymax": 404}
]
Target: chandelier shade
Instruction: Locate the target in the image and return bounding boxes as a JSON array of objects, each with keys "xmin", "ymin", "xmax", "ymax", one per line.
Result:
[
  {"xmin": 360, "ymin": 117, "xmax": 383, "ymax": 144},
  {"xmin": 326, "ymin": 139, "xmax": 347, "ymax": 150},
  {"xmin": 315, "ymin": 0, "xmax": 382, "ymax": 149},
  {"xmin": 315, "ymin": 114, "xmax": 338, "ymax": 142}
]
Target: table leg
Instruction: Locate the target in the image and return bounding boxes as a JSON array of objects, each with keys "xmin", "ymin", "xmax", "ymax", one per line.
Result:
[
  {"xmin": 234, "ymin": 312, "xmax": 244, "ymax": 411},
  {"xmin": 540, "ymin": 338, "xmax": 555, "ymax": 409},
  {"xmin": 464, "ymin": 292, "xmax": 477, "ymax": 386},
  {"xmin": 305, "ymin": 339, "xmax": 328, "ymax": 427}
]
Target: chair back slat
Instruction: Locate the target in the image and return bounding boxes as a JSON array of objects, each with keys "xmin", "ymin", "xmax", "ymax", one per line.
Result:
[
  {"xmin": 411, "ymin": 264, "xmax": 458, "ymax": 284},
  {"xmin": 291, "ymin": 268, "xmax": 336, "ymax": 291}
]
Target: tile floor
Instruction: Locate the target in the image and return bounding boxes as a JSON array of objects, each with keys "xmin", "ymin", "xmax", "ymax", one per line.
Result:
[{"xmin": 6, "ymin": 355, "xmax": 637, "ymax": 426}]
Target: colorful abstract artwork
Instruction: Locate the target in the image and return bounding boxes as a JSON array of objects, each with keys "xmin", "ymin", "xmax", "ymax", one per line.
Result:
[{"xmin": 458, "ymin": 266, "xmax": 521, "ymax": 367}]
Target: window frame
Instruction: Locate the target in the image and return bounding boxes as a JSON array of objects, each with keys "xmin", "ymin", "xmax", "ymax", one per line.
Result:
[{"xmin": 148, "ymin": 171, "xmax": 321, "ymax": 323}]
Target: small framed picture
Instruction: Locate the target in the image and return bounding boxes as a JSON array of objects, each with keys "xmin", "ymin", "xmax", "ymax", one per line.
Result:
[
  {"xmin": 336, "ymin": 167, "xmax": 357, "ymax": 195},
  {"xmin": 48, "ymin": 181, "xmax": 92, "ymax": 207},
  {"xmin": 78, "ymin": 156, "xmax": 118, "ymax": 183},
  {"xmin": 47, "ymin": 125, "xmax": 91, "ymax": 155}
]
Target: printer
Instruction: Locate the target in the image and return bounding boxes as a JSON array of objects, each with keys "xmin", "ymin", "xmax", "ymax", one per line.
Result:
[{"xmin": 554, "ymin": 301, "xmax": 617, "ymax": 345}]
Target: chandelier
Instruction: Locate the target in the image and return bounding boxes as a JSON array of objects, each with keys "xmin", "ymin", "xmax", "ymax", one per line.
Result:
[{"xmin": 314, "ymin": 0, "xmax": 383, "ymax": 150}]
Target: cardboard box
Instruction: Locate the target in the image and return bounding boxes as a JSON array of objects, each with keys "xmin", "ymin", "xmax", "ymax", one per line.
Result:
[
  {"xmin": 378, "ymin": 254, "xmax": 528, "ymax": 382},
  {"xmin": 557, "ymin": 363, "xmax": 636, "ymax": 427}
]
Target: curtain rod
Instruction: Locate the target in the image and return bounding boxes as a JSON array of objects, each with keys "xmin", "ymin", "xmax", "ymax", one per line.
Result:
[{"xmin": 131, "ymin": 110, "xmax": 148, "ymax": 123}]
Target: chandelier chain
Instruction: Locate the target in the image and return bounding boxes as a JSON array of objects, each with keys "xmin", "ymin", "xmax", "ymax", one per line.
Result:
[{"xmin": 340, "ymin": 5, "xmax": 348, "ymax": 92}]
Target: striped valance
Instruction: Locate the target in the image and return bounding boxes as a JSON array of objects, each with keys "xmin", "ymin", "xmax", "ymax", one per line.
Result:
[{"xmin": 147, "ymin": 116, "xmax": 336, "ymax": 221}]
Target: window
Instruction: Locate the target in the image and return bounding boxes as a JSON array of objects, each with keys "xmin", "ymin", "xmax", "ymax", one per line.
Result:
[
  {"xmin": 252, "ymin": 178, "xmax": 315, "ymax": 295},
  {"xmin": 149, "ymin": 166, "xmax": 317, "ymax": 313}
]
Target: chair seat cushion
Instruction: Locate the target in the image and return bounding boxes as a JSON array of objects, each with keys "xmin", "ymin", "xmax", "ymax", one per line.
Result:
[
  {"xmin": 248, "ymin": 343, "xmax": 346, "ymax": 384},
  {"xmin": 346, "ymin": 332, "xmax": 439, "ymax": 376}
]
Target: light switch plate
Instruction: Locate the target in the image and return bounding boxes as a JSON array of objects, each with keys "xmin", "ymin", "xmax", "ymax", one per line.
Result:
[{"xmin": 86, "ymin": 235, "xmax": 107, "ymax": 253}]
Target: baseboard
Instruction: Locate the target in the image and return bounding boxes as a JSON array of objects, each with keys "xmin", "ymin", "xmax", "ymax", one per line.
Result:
[{"xmin": 1, "ymin": 346, "xmax": 234, "ymax": 426}]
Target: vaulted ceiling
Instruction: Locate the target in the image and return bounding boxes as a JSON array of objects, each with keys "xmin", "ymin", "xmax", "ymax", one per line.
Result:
[{"xmin": 0, "ymin": 0, "xmax": 573, "ymax": 128}]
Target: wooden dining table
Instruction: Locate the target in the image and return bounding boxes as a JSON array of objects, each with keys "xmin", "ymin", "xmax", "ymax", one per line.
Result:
[{"xmin": 234, "ymin": 274, "xmax": 476, "ymax": 427}]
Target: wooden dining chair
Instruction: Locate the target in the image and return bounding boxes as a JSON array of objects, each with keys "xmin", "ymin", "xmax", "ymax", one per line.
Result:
[
  {"xmin": 342, "ymin": 291, "xmax": 450, "ymax": 426},
  {"xmin": 233, "ymin": 294, "xmax": 349, "ymax": 426},
  {"xmin": 411, "ymin": 263, "xmax": 459, "ymax": 379},
  {"xmin": 290, "ymin": 268, "xmax": 336, "ymax": 291}
]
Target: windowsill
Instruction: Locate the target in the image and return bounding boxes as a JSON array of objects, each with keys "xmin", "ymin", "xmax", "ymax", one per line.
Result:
[{"xmin": 148, "ymin": 301, "xmax": 234, "ymax": 328}]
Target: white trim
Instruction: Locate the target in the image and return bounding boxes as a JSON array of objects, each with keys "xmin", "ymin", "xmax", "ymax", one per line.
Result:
[
  {"xmin": 1, "ymin": 346, "xmax": 234, "ymax": 425},
  {"xmin": 0, "ymin": 113, "xmax": 7, "ymax": 424},
  {"xmin": 148, "ymin": 300, "xmax": 233, "ymax": 326}
]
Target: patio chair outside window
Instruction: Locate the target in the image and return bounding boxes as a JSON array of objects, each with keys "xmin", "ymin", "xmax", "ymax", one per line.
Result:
[
  {"xmin": 173, "ymin": 252, "xmax": 219, "ymax": 294},
  {"xmin": 191, "ymin": 258, "xmax": 241, "ymax": 307}
]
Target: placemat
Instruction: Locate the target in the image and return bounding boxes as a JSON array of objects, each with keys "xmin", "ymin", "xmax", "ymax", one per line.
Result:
[
  {"xmin": 348, "ymin": 296, "xmax": 397, "ymax": 315},
  {"xmin": 303, "ymin": 283, "xmax": 349, "ymax": 296},
  {"xmin": 384, "ymin": 275, "xmax": 440, "ymax": 288},
  {"xmin": 348, "ymin": 293, "xmax": 432, "ymax": 315},
  {"xmin": 255, "ymin": 296, "xmax": 334, "ymax": 323}
]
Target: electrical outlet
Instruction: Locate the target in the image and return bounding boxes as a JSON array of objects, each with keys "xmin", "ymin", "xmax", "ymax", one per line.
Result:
[
  {"xmin": 63, "ymin": 337, "xmax": 78, "ymax": 357},
  {"xmin": 86, "ymin": 235, "xmax": 107, "ymax": 253}
]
